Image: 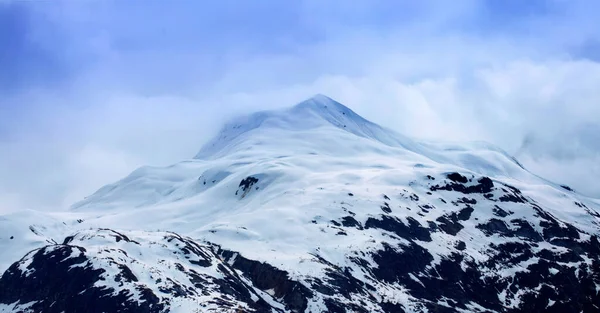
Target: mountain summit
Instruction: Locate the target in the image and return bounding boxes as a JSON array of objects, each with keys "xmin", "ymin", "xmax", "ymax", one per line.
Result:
[
  {"xmin": 194, "ymin": 94, "xmax": 415, "ymax": 160},
  {"xmin": 1, "ymin": 96, "xmax": 600, "ymax": 313}
]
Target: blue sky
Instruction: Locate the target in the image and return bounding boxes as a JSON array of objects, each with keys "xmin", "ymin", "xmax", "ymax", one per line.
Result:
[{"xmin": 1, "ymin": 0, "xmax": 600, "ymax": 211}]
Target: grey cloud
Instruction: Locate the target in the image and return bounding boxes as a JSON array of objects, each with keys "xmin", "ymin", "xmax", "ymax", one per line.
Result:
[
  {"xmin": 0, "ymin": 2, "xmax": 71, "ymax": 92},
  {"xmin": 517, "ymin": 124, "xmax": 600, "ymax": 161}
]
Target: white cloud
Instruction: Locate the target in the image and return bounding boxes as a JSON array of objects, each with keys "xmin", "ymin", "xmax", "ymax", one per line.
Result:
[
  {"xmin": 60, "ymin": 144, "xmax": 143, "ymax": 207},
  {"xmin": 2, "ymin": 1, "xmax": 600, "ymax": 212}
]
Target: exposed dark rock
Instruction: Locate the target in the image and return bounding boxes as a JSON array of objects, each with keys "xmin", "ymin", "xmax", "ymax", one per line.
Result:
[
  {"xmin": 62, "ymin": 235, "xmax": 75, "ymax": 245},
  {"xmin": 435, "ymin": 206, "xmax": 472, "ymax": 236},
  {"xmin": 431, "ymin": 176, "xmax": 494, "ymax": 194},
  {"xmin": 531, "ymin": 206, "xmax": 583, "ymax": 243},
  {"xmin": 98, "ymin": 228, "xmax": 140, "ymax": 244},
  {"xmin": 2, "ymin": 218, "xmax": 600, "ymax": 313},
  {"xmin": 492, "ymin": 205, "xmax": 512, "ymax": 217},
  {"xmin": 536, "ymin": 248, "xmax": 583, "ymax": 263},
  {"xmin": 475, "ymin": 177, "xmax": 494, "ymax": 193},
  {"xmin": 510, "ymin": 259, "xmax": 600, "ymax": 313},
  {"xmin": 561, "ymin": 185, "xmax": 573, "ymax": 191},
  {"xmin": 330, "ymin": 220, "xmax": 342, "ymax": 227},
  {"xmin": 477, "ymin": 218, "xmax": 511, "ymax": 237},
  {"xmin": 483, "ymin": 193, "xmax": 495, "ymax": 200},
  {"xmin": 510, "ymin": 219, "xmax": 543, "ymax": 242},
  {"xmin": 457, "ymin": 197, "xmax": 477, "ymax": 205},
  {"xmin": 381, "ymin": 202, "xmax": 392, "ymax": 213},
  {"xmin": 371, "ymin": 242, "xmax": 433, "ymax": 284},
  {"xmin": 486, "ymin": 242, "xmax": 534, "ymax": 267},
  {"xmin": 219, "ymin": 249, "xmax": 313, "ymax": 313},
  {"xmin": 365, "ymin": 215, "xmax": 432, "ymax": 242},
  {"xmin": 457, "ymin": 206, "xmax": 474, "ymax": 221},
  {"xmin": 541, "ymin": 221, "xmax": 581, "ymax": 241},
  {"xmin": 420, "ymin": 204, "xmax": 435, "ymax": 211},
  {"xmin": 436, "ymin": 215, "xmax": 464, "ymax": 236},
  {"xmin": 447, "ymin": 173, "xmax": 468, "ymax": 184},
  {"xmin": 372, "ymin": 243, "xmax": 505, "ymax": 312},
  {"xmin": 318, "ymin": 265, "xmax": 366, "ymax": 300},
  {"xmin": 340, "ymin": 216, "xmax": 363, "ymax": 229},
  {"xmin": 0, "ymin": 245, "xmax": 163, "ymax": 313},
  {"xmin": 238, "ymin": 176, "xmax": 258, "ymax": 192},
  {"xmin": 498, "ymin": 184, "xmax": 527, "ymax": 203}
]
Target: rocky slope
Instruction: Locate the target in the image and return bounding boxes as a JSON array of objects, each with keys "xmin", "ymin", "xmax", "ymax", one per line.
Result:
[{"xmin": 1, "ymin": 95, "xmax": 599, "ymax": 313}]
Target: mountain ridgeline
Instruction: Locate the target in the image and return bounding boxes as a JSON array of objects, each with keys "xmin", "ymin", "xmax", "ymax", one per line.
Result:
[{"xmin": 1, "ymin": 95, "xmax": 599, "ymax": 313}]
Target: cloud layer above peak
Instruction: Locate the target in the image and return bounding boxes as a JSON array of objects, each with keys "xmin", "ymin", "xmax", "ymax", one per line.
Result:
[{"xmin": 1, "ymin": 0, "xmax": 599, "ymax": 212}]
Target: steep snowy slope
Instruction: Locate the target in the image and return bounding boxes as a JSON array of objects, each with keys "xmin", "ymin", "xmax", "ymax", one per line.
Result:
[
  {"xmin": 70, "ymin": 95, "xmax": 530, "ymax": 211},
  {"xmin": 1, "ymin": 95, "xmax": 600, "ymax": 313}
]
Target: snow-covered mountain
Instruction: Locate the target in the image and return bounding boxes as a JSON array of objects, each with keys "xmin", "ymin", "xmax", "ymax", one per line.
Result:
[{"xmin": 1, "ymin": 95, "xmax": 600, "ymax": 313}]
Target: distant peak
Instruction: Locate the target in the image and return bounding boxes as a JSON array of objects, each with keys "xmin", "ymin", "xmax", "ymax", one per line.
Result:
[
  {"xmin": 307, "ymin": 93, "xmax": 336, "ymax": 102},
  {"xmin": 294, "ymin": 94, "xmax": 342, "ymax": 109},
  {"xmin": 194, "ymin": 94, "xmax": 392, "ymax": 159},
  {"xmin": 291, "ymin": 94, "xmax": 356, "ymax": 116}
]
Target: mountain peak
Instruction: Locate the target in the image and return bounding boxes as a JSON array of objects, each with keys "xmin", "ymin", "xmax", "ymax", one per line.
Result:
[
  {"xmin": 291, "ymin": 94, "xmax": 357, "ymax": 117},
  {"xmin": 300, "ymin": 93, "xmax": 335, "ymax": 103},
  {"xmin": 193, "ymin": 95, "xmax": 390, "ymax": 159},
  {"xmin": 190, "ymin": 96, "xmax": 528, "ymax": 180},
  {"xmin": 293, "ymin": 94, "xmax": 340, "ymax": 109}
]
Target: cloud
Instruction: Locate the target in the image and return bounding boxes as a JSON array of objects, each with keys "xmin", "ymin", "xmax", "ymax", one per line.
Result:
[{"xmin": 1, "ymin": 0, "xmax": 600, "ymax": 213}]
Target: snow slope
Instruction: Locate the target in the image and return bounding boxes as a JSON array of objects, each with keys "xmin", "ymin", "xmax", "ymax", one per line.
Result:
[{"xmin": 1, "ymin": 95, "xmax": 600, "ymax": 313}]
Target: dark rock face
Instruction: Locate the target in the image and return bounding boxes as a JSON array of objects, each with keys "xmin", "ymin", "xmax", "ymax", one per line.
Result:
[
  {"xmin": 498, "ymin": 184, "xmax": 528, "ymax": 203},
  {"xmin": 493, "ymin": 205, "xmax": 512, "ymax": 217},
  {"xmin": 367, "ymin": 232, "xmax": 600, "ymax": 313},
  {"xmin": 0, "ymin": 245, "xmax": 163, "ymax": 313},
  {"xmin": 381, "ymin": 202, "xmax": 392, "ymax": 213},
  {"xmin": 365, "ymin": 215, "xmax": 432, "ymax": 242},
  {"xmin": 436, "ymin": 215, "xmax": 464, "ymax": 235},
  {"xmin": 477, "ymin": 218, "xmax": 512, "ymax": 236},
  {"xmin": 434, "ymin": 206, "xmax": 472, "ymax": 236},
  {"xmin": 0, "ymin": 230, "xmax": 295, "ymax": 313},
  {"xmin": 446, "ymin": 172, "xmax": 468, "ymax": 184},
  {"xmin": 219, "ymin": 249, "xmax": 312, "ymax": 313},
  {"xmin": 511, "ymin": 219, "xmax": 544, "ymax": 242},
  {"xmin": 239, "ymin": 176, "xmax": 259, "ymax": 191},
  {"xmin": 2, "ymin": 217, "xmax": 600, "ymax": 313},
  {"xmin": 371, "ymin": 242, "xmax": 433, "ymax": 284},
  {"xmin": 561, "ymin": 185, "xmax": 574, "ymax": 191},
  {"xmin": 431, "ymin": 175, "xmax": 494, "ymax": 194},
  {"xmin": 340, "ymin": 216, "xmax": 363, "ymax": 229},
  {"xmin": 236, "ymin": 176, "xmax": 259, "ymax": 197}
]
